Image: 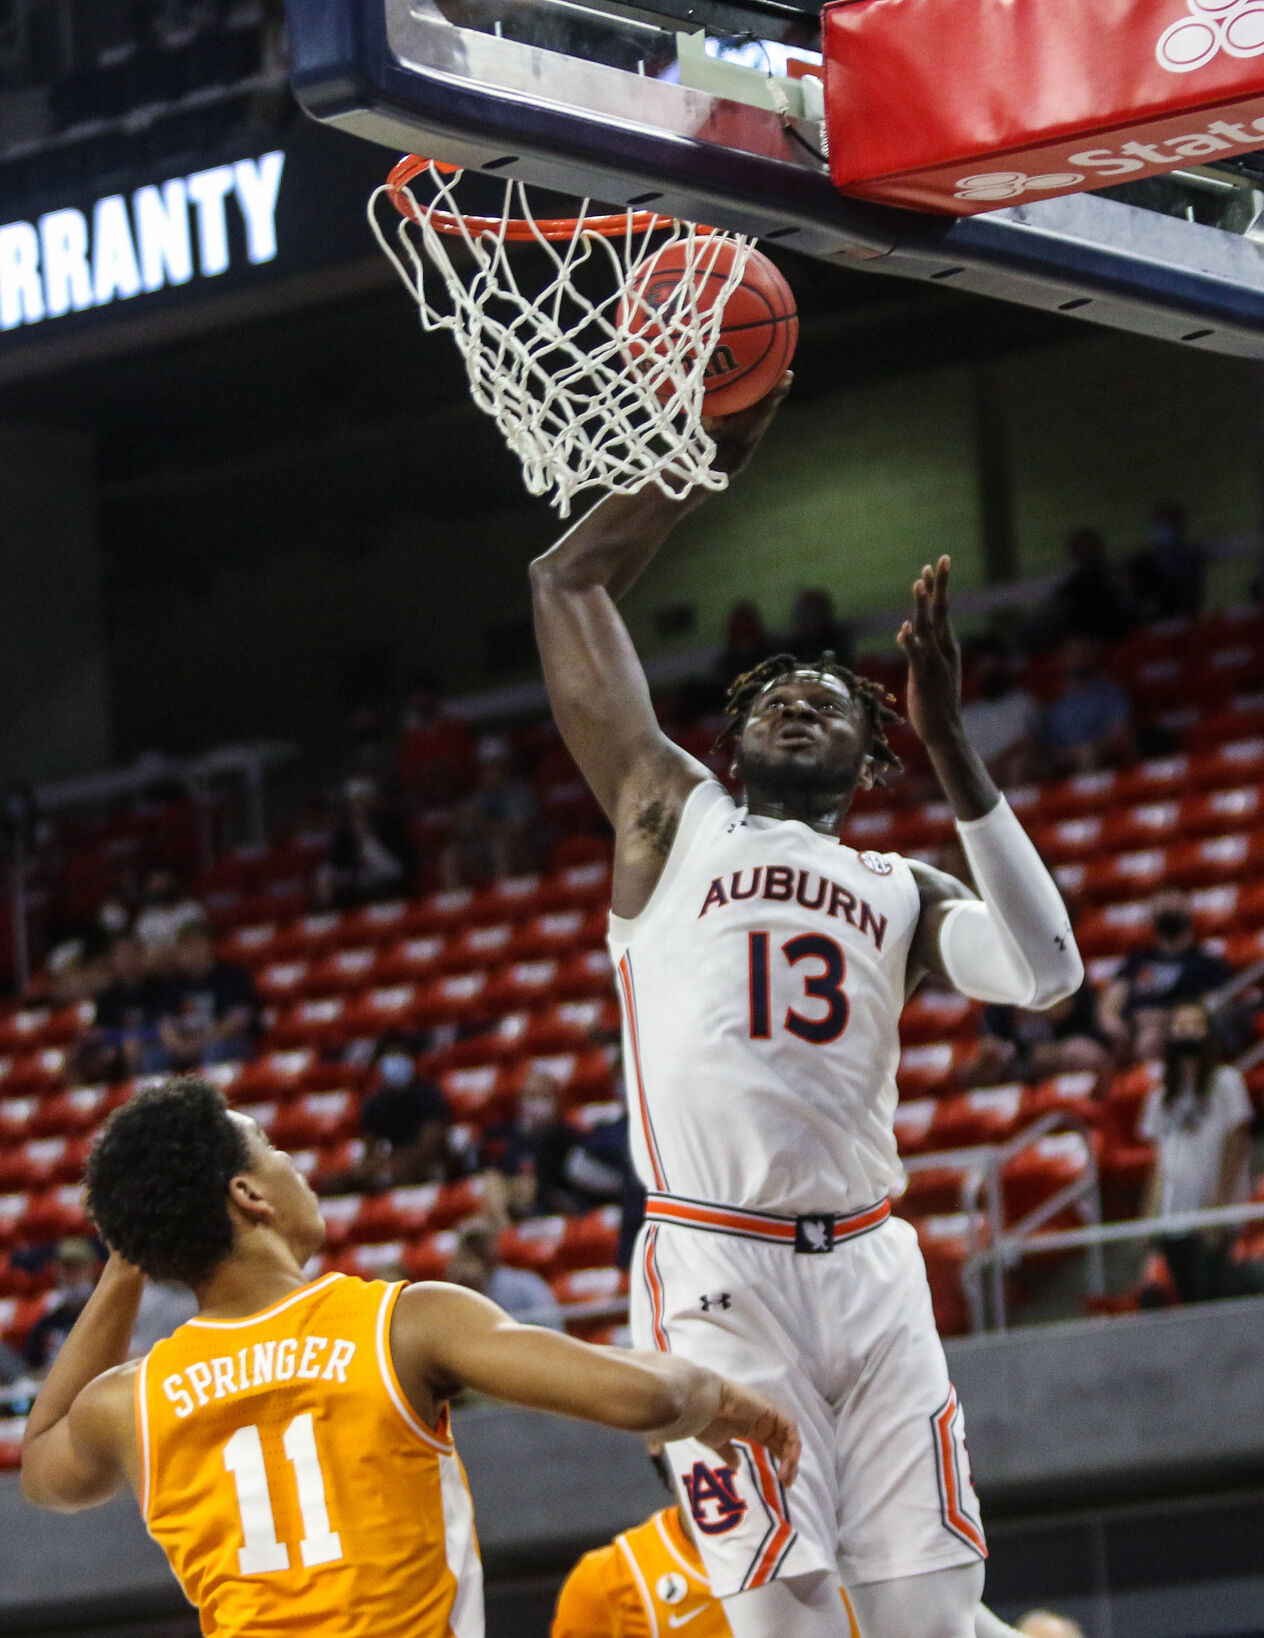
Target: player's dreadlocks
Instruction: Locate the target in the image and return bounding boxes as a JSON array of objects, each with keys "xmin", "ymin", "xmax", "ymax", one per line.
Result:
[{"xmin": 720, "ymin": 651, "xmax": 903, "ymax": 785}]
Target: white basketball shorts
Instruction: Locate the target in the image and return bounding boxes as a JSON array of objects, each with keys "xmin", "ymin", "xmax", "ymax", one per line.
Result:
[{"xmin": 630, "ymin": 1200, "xmax": 987, "ymax": 1597}]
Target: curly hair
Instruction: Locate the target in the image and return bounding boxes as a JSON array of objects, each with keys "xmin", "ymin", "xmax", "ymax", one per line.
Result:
[
  {"xmin": 720, "ymin": 651, "xmax": 903, "ymax": 785},
  {"xmin": 85, "ymin": 1078, "xmax": 251, "ymax": 1285}
]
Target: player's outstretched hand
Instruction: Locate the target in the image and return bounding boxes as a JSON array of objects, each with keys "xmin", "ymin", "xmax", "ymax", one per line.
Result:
[
  {"xmin": 704, "ymin": 372, "xmax": 792, "ymax": 480},
  {"xmin": 896, "ymin": 554, "xmax": 963, "ymax": 748},
  {"xmin": 693, "ymin": 1377, "xmax": 801, "ymax": 1486}
]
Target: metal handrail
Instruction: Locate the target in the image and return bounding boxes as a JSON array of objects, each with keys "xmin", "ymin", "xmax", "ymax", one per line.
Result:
[{"xmin": 903, "ymin": 1110, "xmax": 1104, "ymax": 1331}]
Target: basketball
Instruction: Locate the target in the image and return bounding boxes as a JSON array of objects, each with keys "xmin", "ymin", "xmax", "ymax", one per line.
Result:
[{"xmin": 620, "ymin": 241, "xmax": 798, "ymax": 416}]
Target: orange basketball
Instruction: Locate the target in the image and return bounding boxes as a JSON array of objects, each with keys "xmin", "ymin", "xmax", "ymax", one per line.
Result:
[{"xmin": 620, "ymin": 240, "xmax": 798, "ymax": 415}]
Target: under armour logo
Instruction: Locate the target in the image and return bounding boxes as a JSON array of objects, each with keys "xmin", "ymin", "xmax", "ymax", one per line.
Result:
[
  {"xmin": 954, "ymin": 169, "xmax": 1085, "ymax": 204},
  {"xmin": 700, "ymin": 1291, "xmax": 732, "ymax": 1311},
  {"xmin": 1157, "ymin": 0, "xmax": 1264, "ymax": 73}
]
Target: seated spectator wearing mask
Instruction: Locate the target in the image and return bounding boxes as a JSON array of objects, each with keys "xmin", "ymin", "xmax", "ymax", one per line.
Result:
[
  {"xmin": 94, "ymin": 934, "xmax": 173, "ymax": 1073},
  {"xmin": 1025, "ymin": 527, "xmax": 1136, "ymax": 649},
  {"xmin": 1040, "ymin": 639, "xmax": 1137, "ymax": 775},
  {"xmin": 1129, "ymin": 501, "xmax": 1208, "ymax": 621},
  {"xmin": 445, "ymin": 1219, "xmax": 564, "ymax": 1328},
  {"xmin": 159, "ymin": 920, "xmax": 261, "ymax": 1069},
  {"xmin": 1139, "ymin": 1003, "xmax": 1264, "ymax": 1305},
  {"xmin": 480, "ymin": 1070, "xmax": 584, "ymax": 1217},
  {"xmin": 1099, "ymin": 890, "xmax": 1234, "ymax": 1061},
  {"xmin": 359, "ymin": 1038, "xmax": 451, "ymax": 1187},
  {"xmin": 963, "ymin": 977, "xmax": 1115, "ymax": 1094},
  {"xmin": 959, "ymin": 639, "xmax": 1041, "ymax": 787}
]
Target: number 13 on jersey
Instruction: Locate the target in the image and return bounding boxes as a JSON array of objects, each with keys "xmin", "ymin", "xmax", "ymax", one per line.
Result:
[{"xmin": 748, "ymin": 931, "xmax": 850, "ymax": 1044}]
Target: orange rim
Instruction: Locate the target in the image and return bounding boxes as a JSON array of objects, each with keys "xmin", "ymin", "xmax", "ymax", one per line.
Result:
[{"xmin": 384, "ymin": 154, "xmax": 685, "ymax": 241}]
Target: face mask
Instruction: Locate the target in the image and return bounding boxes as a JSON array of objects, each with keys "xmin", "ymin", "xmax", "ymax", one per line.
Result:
[
  {"xmin": 1154, "ymin": 911, "xmax": 1191, "ymax": 941},
  {"xmin": 378, "ymin": 1054, "xmax": 414, "ymax": 1087}
]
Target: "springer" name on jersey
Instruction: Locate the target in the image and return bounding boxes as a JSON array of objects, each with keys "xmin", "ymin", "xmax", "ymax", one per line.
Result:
[{"xmin": 162, "ymin": 1335, "xmax": 357, "ymax": 1417}]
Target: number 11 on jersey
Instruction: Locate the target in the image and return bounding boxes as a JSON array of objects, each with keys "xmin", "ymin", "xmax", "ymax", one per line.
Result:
[{"xmin": 223, "ymin": 1413, "xmax": 343, "ymax": 1575}]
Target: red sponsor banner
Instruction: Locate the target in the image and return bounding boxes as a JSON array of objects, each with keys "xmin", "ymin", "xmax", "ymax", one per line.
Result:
[{"xmin": 822, "ymin": 0, "xmax": 1264, "ymax": 215}]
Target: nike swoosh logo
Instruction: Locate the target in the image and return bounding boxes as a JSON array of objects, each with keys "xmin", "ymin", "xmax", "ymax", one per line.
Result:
[{"xmin": 668, "ymin": 1610, "xmax": 706, "ymax": 1628}]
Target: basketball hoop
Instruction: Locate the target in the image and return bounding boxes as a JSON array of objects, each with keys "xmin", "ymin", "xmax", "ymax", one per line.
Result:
[{"xmin": 369, "ymin": 158, "xmax": 753, "ymax": 516}]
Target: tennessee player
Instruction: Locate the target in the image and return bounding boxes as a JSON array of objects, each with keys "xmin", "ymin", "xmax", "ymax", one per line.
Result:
[
  {"xmin": 553, "ymin": 1455, "xmax": 862, "ymax": 1638},
  {"xmin": 20, "ymin": 1079, "xmax": 799, "ymax": 1638}
]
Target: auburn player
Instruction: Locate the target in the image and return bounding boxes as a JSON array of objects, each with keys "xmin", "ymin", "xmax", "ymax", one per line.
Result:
[
  {"xmin": 552, "ymin": 1453, "xmax": 862, "ymax": 1638},
  {"xmin": 20, "ymin": 1079, "xmax": 799, "ymax": 1638},
  {"xmin": 530, "ymin": 380, "xmax": 1082, "ymax": 1638}
]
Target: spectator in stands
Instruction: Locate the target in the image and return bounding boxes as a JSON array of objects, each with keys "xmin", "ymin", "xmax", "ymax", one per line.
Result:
[
  {"xmin": 445, "ymin": 1218, "xmax": 564, "ymax": 1328},
  {"xmin": 129, "ymin": 1281, "xmax": 198, "ymax": 1356},
  {"xmin": 158, "ymin": 920, "xmax": 260, "ymax": 1069},
  {"xmin": 23, "ymin": 1240, "xmax": 99, "ymax": 1375},
  {"xmin": 959, "ymin": 638, "xmax": 1042, "ymax": 787},
  {"xmin": 440, "ymin": 742, "xmax": 542, "ymax": 888},
  {"xmin": 1129, "ymin": 501, "xmax": 1208, "ymax": 619},
  {"xmin": 720, "ymin": 598, "xmax": 774, "ymax": 680},
  {"xmin": 481, "ymin": 1069, "xmax": 581, "ymax": 1217},
  {"xmin": 1139, "ymin": 1002, "xmax": 1264, "ymax": 1305},
  {"xmin": 964, "ymin": 978, "xmax": 1116, "ymax": 1093},
  {"xmin": 133, "ymin": 869, "xmax": 204, "ymax": 970},
  {"xmin": 1099, "ymin": 890, "xmax": 1234, "ymax": 1061},
  {"xmin": 356, "ymin": 1036, "xmax": 451, "ymax": 1187},
  {"xmin": 785, "ymin": 587, "xmax": 853, "ymax": 667},
  {"xmin": 316, "ymin": 778, "xmax": 416, "ymax": 908},
  {"xmin": 1040, "ymin": 638, "xmax": 1136, "ymax": 774},
  {"xmin": 398, "ymin": 671, "xmax": 476, "ymax": 803},
  {"xmin": 1026, "ymin": 527, "xmax": 1136, "ymax": 649},
  {"xmin": 94, "ymin": 933, "xmax": 172, "ymax": 1073}
]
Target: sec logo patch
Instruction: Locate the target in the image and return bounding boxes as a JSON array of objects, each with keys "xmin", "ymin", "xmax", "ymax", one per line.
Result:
[
  {"xmin": 657, "ymin": 1572, "xmax": 688, "ymax": 1604},
  {"xmin": 859, "ymin": 851, "xmax": 893, "ymax": 876}
]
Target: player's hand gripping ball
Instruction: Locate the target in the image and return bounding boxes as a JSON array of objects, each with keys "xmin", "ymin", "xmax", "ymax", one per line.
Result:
[{"xmin": 619, "ymin": 239, "xmax": 798, "ymax": 415}]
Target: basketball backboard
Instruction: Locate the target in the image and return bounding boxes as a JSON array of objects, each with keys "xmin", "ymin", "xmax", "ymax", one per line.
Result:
[{"xmin": 287, "ymin": 0, "xmax": 1264, "ymax": 356}]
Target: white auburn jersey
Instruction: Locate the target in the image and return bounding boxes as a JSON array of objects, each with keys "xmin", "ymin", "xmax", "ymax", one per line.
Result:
[{"xmin": 608, "ymin": 779, "xmax": 922, "ymax": 1216}]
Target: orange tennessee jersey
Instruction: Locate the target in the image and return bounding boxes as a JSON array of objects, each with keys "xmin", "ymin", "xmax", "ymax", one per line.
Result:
[
  {"xmin": 551, "ymin": 1508, "xmax": 862, "ymax": 1638},
  {"xmin": 553, "ymin": 1507, "xmax": 729, "ymax": 1638},
  {"xmin": 136, "ymin": 1272, "xmax": 481, "ymax": 1638}
]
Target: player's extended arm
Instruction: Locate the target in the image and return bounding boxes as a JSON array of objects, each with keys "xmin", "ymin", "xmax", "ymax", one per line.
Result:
[
  {"xmin": 392, "ymin": 1282, "xmax": 799, "ymax": 1482},
  {"xmin": 21, "ymin": 1254, "xmax": 144, "ymax": 1511},
  {"xmin": 529, "ymin": 384, "xmax": 790, "ymax": 824},
  {"xmin": 902, "ymin": 558, "xmax": 1083, "ymax": 1008}
]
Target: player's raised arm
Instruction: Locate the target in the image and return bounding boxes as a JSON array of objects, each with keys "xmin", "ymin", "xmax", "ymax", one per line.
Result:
[
  {"xmin": 21, "ymin": 1254, "xmax": 144, "ymax": 1511},
  {"xmin": 391, "ymin": 1281, "xmax": 799, "ymax": 1482},
  {"xmin": 529, "ymin": 381, "xmax": 790, "ymax": 828},
  {"xmin": 900, "ymin": 556, "xmax": 1084, "ymax": 1008}
]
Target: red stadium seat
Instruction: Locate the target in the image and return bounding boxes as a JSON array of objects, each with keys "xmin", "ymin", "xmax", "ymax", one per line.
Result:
[
  {"xmin": 1181, "ymin": 786, "xmax": 1264, "ymax": 838},
  {"xmin": 0, "ymin": 1097, "xmax": 38, "ymax": 1144},
  {"xmin": 483, "ymin": 960, "xmax": 561, "ymax": 1011},
  {"xmin": 444, "ymin": 923, "xmax": 514, "ymax": 972},
  {"xmin": 1167, "ymin": 833, "xmax": 1264, "ymax": 890},
  {"xmin": 1, "ymin": 1290, "xmax": 56, "ymax": 1347},
  {"xmin": 1102, "ymin": 802, "xmax": 1181, "ymax": 853},
  {"xmin": 20, "ymin": 1184, "xmax": 93, "ymax": 1241},
  {"xmin": 219, "ymin": 922, "xmax": 282, "ymax": 968},
  {"xmin": 233, "ymin": 1050, "xmax": 315, "ymax": 1102},
  {"xmin": 1190, "ymin": 735, "xmax": 1264, "ymax": 789},
  {"xmin": 336, "ymin": 1240, "xmax": 407, "ymax": 1280},
  {"xmin": 272, "ymin": 1090, "xmax": 358, "ymax": 1147},
  {"xmin": 931, "ymin": 1086, "xmax": 1025, "ymax": 1149},
  {"xmin": 1076, "ymin": 847, "xmax": 1169, "ymax": 903},
  {"xmin": 913, "ymin": 1214, "xmax": 984, "ymax": 1337},
  {"xmin": 428, "ymin": 1175, "xmax": 502, "ymax": 1229},
  {"xmin": 29, "ymin": 1085, "xmax": 119, "ymax": 1137},
  {"xmin": 1030, "ymin": 816, "xmax": 1105, "ymax": 866},
  {"xmin": 557, "ymin": 1206, "xmax": 622, "ymax": 1270},
  {"xmin": 374, "ymin": 936, "xmax": 448, "ymax": 985},
  {"xmin": 254, "ymin": 961, "xmax": 311, "ymax": 1005},
  {"xmin": 511, "ymin": 910, "xmax": 605, "ymax": 961},
  {"xmin": 316, "ymin": 1193, "xmax": 366, "ymax": 1252},
  {"xmin": 553, "ymin": 950, "xmax": 616, "ymax": 1001},
  {"xmin": 1103, "ymin": 1062, "xmax": 1162, "ymax": 1148},
  {"xmin": 1022, "ymin": 1072, "xmax": 1101, "ymax": 1129},
  {"xmin": 437, "ymin": 1065, "xmax": 514, "ymax": 1123},
  {"xmin": 1038, "ymin": 770, "xmax": 1120, "ymax": 820},
  {"xmin": 893, "ymin": 1098, "xmax": 938, "ymax": 1156},
  {"xmin": 268, "ymin": 912, "xmax": 348, "ymax": 962},
  {"xmin": 899, "ymin": 989, "xmax": 980, "ymax": 1045},
  {"xmin": 0, "ymin": 1193, "xmax": 29, "ymax": 1249},
  {"xmin": 470, "ymin": 875, "xmax": 547, "ymax": 921},
  {"xmin": 896, "ymin": 1163, "xmax": 976, "ymax": 1218},
  {"xmin": 270, "ymin": 997, "xmax": 349, "ymax": 1049},
  {"xmin": 417, "ymin": 971, "xmax": 492, "ymax": 1026},
  {"xmin": 538, "ymin": 861, "xmax": 614, "ymax": 912},
  {"xmin": 402, "ymin": 1230, "xmax": 460, "ymax": 1281},
  {"xmin": 1113, "ymin": 755, "xmax": 1194, "ymax": 805},
  {"xmin": 305, "ymin": 948, "xmax": 381, "ymax": 996},
  {"xmin": 343, "ymin": 901, "xmax": 415, "ymax": 946},
  {"xmin": 499, "ymin": 1215, "xmax": 568, "ymax": 1274},
  {"xmin": 353, "ymin": 1184, "xmax": 441, "ymax": 1244},
  {"xmin": 1074, "ymin": 900, "xmax": 1154, "ymax": 959},
  {"xmin": 896, "ymin": 1042, "xmax": 971, "ymax": 1098},
  {"xmin": 552, "ymin": 1265, "xmax": 629, "ymax": 1307},
  {"xmin": 1001, "ymin": 1131, "xmax": 1093, "ymax": 1226}
]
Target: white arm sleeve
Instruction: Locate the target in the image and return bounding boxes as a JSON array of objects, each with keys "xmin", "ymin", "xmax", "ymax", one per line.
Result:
[{"xmin": 937, "ymin": 797, "xmax": 1083, "ymax": 1008}]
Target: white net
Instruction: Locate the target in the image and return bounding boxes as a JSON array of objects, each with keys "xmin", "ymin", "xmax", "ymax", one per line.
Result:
[{"xmin": 368, "ymin": 161, "xmax": 753, "ymax": 516}]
